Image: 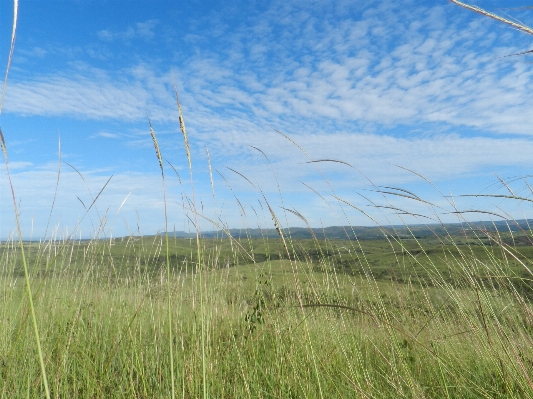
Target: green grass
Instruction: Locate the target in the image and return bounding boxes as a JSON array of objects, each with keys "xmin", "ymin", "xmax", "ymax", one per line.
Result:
[{"xmin": 1, "ymin": 228, "xmax": 533, "ymax": 398}]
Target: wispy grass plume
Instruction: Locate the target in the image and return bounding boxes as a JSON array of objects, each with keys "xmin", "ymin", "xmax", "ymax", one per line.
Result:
[
  {"xmin": 173, "ymin": 84, "xmax": 208, "ymax": 399},
  {"xmin": 148, "ymin": 118, "xmax": 175, "ymax": 399},
  {"xmin": 450, "ymin": 0, "xmax": 533, "ymax": 56},
  {"xmin": 1, "ymin": 1, "xmax": 51, "ymax": 398},
  {"xmin": 0, "ymin": 0, "xmax": 17, "ymax": 116}
]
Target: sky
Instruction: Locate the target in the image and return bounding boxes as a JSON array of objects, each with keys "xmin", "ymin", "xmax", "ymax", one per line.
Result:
[{"xmin": 0, "ymin": 0, "xmax": 532, "ymax": 239}]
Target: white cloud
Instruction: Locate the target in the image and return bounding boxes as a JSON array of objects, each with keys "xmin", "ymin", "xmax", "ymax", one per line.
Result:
[
  {"xmin": 192, "ymin": 127, "xmax": 533, "ymax": 189},
  {"xmin": 18, "ymin": 47, "xmax": 48, "ymax": 58},
  {"xmin": 97, "ymin": 19, "xmax": 159, "ymax": 41},
  {"xmin": 3, "ymin": 69, "xmax": 175, "ymax": 121},
  {"xmin": 172, "ymin": 1, "xmax": 533, "ymax": 136},
  {"xmin": 4, "ymin": 161, "xmax": 33, "ymax": 170},
  {"xmin": 0, "ymin": 167, "xmax": 186, "ymax": 238},
  {"xmin": 94, "ymin": 132, "xmax": 119, "ymax": 139}
]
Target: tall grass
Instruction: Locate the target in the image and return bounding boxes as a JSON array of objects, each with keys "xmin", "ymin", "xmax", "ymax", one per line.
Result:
[
  {"xmin": 148, "ymin": 119, "xmax": 175, "ymax": 399},
  {"xmin": 174, "ymin": 86, "xmax": 208, "ymax": 399},
  {"xmin": 1, "ymin": 1, "xmax": 51, "ymax": 398},
  {"xmin": 1, "ymin": 214, "xmax": 533, "ymax": 397}
]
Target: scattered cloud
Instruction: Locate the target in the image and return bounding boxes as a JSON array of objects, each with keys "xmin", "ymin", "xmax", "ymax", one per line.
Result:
[
  {"xmin": 175, "ymin": 1, "xmax": 533, "ymax": 136},
  {"xmin": 18, "ymin": 47, "xmax": 48, "ymax": 58},
  {"xmin": 5, "ymin": 4, "xmax": 533, "ymax": 135},
  {"xmin": 3, "ymin": 69, "xmax": 174, "ymax": 121},
  {"xmin": 0, "ymin": 167, "xmax": 176, "ymax": 237},
  {"xmin": 5, "ymin": 161, "xmax": 33, "ymax": 170},
  {"xmin": 192, "ymin": 127, "xmax": 533, "ymax": 192},
  {"xmin": 97, "ymin": 19, "xmax": 159, "ymax": 42},
  {"xmin": 94, "ymin": 132, "xmax": 120, "ymax": 139}
]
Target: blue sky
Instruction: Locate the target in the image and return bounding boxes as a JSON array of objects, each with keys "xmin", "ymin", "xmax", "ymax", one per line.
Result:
[{"xmin": 1, "ymin": 0, "xmax": 532, "ymax": 239}]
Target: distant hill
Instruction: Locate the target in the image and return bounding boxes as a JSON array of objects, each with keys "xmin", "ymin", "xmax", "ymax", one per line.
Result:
[
  {"xmin": 10, "ymin": 219, "xmax": 530, "ymax": 243},
  {"xmin": 166, "ymin": 219, "xmax": 532, "ymax": 240}
]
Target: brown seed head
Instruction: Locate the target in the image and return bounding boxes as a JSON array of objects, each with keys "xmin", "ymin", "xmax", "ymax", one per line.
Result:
[
  {"xmin": 148, "ymin": 122, "xmax": 163, "ymax": 174},
  {"xmin": 0, "ymin": 127, "xmax": 7, "ymax": 159}
]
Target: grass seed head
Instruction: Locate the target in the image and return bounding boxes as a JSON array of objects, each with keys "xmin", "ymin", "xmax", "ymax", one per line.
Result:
[
  {"xmin": 450, "ymin": 0, "xmax": 533, "ymax": 36},
  {"xmin": 0, "ymin": 127, "xmax": 7, "ymax": 160},
  {"xmin": 148, "ymin": 121, "xmax": 164, "ymax": 175},
  {"xmin": 173, "ymin": 85, "xmax": 192, "ymax": 168}
]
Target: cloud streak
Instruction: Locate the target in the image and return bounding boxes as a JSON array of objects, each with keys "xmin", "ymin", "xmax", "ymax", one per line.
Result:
[
  {"xmin": 4, "ymin": 68, "xmax": 175, "ymax": 121},
  {"xmin": 97, "ymin": 19, "xmax": 159, "ymax": 41}
]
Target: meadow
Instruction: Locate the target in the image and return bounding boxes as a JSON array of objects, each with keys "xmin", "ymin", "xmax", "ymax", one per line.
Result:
[{"xmin": 1, "ymin": 217, "xmax": 533, "ymax": 398}]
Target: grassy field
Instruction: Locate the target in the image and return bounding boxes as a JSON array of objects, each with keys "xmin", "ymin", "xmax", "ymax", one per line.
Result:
[{"xmin": 1, "ymin": 227, "xmax": 533, "ymax": 398}]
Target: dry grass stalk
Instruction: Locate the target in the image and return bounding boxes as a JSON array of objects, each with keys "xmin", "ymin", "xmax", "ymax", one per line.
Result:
[
  {"xmin": 0, "ymin": 0, "xmax": 18, "ymax": 116},
  {"xmin": 450, "ymin": 0, "xmax": 533, "ymax": 36},
  {"xmin": 170, "ymin": 82, "xmax": 207, "ymax": 399},
  {"xmin": 148, "ymin": 119, "xmax": 164, "ymax": 175},
  {"xmin": 173, "ymin": 84, "xmax": 192, "ymax": 169},
  {"xmin": 0, "ymin": 127, "xmax": 7, "ymax": 160}
]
